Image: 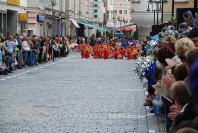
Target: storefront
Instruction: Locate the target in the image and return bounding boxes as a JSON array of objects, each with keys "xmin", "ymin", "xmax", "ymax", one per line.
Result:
[
  {"xmin": 0, "ymin": 0, "xmax": 26, "ymax": 36},
  {"xmin": 0, "ymin": 10, "xmax": 7, "ymax": 36},
  {"xmin": 19, "ymin": 13, "xmax": 27, "ymax": 35}
]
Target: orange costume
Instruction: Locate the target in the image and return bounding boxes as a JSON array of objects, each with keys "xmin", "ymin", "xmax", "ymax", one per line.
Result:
[
  {"xmin": 114, "ymin": 46, "xmax": 120, "ymax": 59},
  {"xmin": 126, "ymin": 45, "xmax": 132, "ymax": 60},
  {"xmin": 132, "ymin": 47, "xmax": 139, "ymax": 60},
  {"xmin": 93, "ymin": 45, "xmax": 100, "ymax": 59},
  {"xmin": 84, "ymin": 44, "xmax": 91, "ymax": 59},
  {"xmin": 120, "ymin": 47, "xmax": 125, "ymax": 59},
  {"xmin": 81, "ymin": 43, "xmax": 86, "ymax": 58},
  {"xmin": 103, "ymin": 44, "xmax": 110, "ymax": 59}
]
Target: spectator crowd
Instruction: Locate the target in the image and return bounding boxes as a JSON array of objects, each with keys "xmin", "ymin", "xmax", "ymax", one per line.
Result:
[
  {"xmin": 136, "ymin": 22, "xmax": 198, "ymax": 132},
  {"xmin": 0, "ymin": 34, "xmax": 74, "ymax": 75}
]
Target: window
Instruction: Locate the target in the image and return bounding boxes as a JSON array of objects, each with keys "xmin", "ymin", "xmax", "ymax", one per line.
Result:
[
  {"xmin": 94, "ymin": 4, "xmax": 98, "ymax": 7},
  {"xmin": 94, "ymin": 9, "xmax": 98, "ymax": 13},
  {"xmin": 94, "ymin": 0, "xmax": 98, "ymax": 2},
  {"xmin": 94, "ymin": 15, "xmax": 98, "ymax": 18},
  {"xmin": 124, "ymin": 10, "xmax": 127, "ymax": 14},
  {"xmin": 114, "ymin": 10, "xmax": 117, "ymax": 14},
  {"xmin": 119, "ymin": 10, "xmax": 122, "ymax": 14},
  {"xmin": 131, "ymin": 0, "xmax": 140, "ymax": 3}
]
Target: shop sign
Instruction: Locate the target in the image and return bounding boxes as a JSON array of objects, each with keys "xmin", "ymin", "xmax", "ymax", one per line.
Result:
[
  {"xmin": 7, "ymin": 0, "xmax": 20, "ymax": 6},
  {"xmin": 37, "ymin": 15, "xmax": 45, "ymax": 22},
  {"xmin": 19, "ymin": 13, "xmax": 27, "ymax": 23}
]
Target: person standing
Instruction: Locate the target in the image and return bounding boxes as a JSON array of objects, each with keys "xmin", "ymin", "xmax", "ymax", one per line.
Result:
[{"xmin": 21, "ymin": 37, "xmax": 30, "ymax": 66}]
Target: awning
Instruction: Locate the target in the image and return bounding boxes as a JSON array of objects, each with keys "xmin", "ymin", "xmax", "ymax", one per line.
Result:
[
  {"xmin": 95, "ymin": 26, "xmax": 107, "ymax": 32},
  {"xmin": 78, "ymin": 21, "xmax": 95, "ymax": 28},
  {"xmin": 70, "ymin": 18, "xmax": 80, "ymax": 28}
]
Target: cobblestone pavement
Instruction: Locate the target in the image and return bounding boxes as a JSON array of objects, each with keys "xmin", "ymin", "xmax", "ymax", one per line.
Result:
[{"xmin": 0, "ymin": 53, "xmax": 166, "ymax": 133}]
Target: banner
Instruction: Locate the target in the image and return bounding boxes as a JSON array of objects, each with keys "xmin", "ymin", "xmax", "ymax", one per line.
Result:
[{"xmin": 7, "ymin": 0, "xmax": 20, "ymax": 6}]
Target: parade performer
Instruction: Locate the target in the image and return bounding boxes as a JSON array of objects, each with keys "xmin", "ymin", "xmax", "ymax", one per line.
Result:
[
  {"xmin": 97, "ymin": 44, "xmax": 102, "ymax": 59},
  {"xmin": 126, "ymin": 45, "xmax": 132, "ymax": 60},
  {"xmin": 120, "ymin": 47, "xmax": 125, "ymax": 59},
  {"xmin": 114, "ymin": 46, "xmax": 119, "ymax": 59},
  {"xmin": 80, "ymin": 43, "xmax": 86, "ymax": 58},
  {"xmin": 132, "ymin": 47, "xmax": 139, "ymax": 60},
  {"xmin": 93, "ymin": 44, "xmax": 100, "ymax": 59},
  {"xmin": 103, "ymin": 43, "xmax": 110, "ymax": 59},
  {"xmin": 84, "ymin": 44, "xmax": 91, "ymax": 59}
]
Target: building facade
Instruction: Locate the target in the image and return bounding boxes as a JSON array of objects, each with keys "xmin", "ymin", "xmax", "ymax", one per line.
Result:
[
  {"xmin": 0, "ymin": 0, "xmax": 107, "ymax": 37},
  {"xmin": 131, "ymin": 0, "xmax": 158, "ymax": 39},
  {"xmin": 105, "ymin": 0, "xmax": 114, "ymax": 28},
  {"xmin": 164, "ymin": 0, "xmax": 197, "ymax": 21},
  {"xmin": 131, "ymin": 0, "xmax": 198, "ymax": 39},
  {"xmin": 0, "ymin": 0, "xmax": 27, "ymax": 36},
  {"xmin": 27, "ymin": 0, "xmax": 66, "ymax": 36},
  {"xmin": 112, "ymin": 0, "xmax": 132, "ymax": 28}
]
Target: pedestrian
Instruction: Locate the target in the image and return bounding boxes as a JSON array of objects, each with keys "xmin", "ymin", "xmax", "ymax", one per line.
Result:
[
  {"xmin": 188, "ymin": 28, "xmax": 198, "ymax": 47},
  {"xmin": 176, "ymin": 128, "xmax": 198, "ymax": 133},
  {"xmin": 4, "ymin": 35, "xmax": 17, "ymax": 71},
  {"xmin": 169, "ymin": 81, "xmax": 196, "ymax": 133},
  {"xmin": 175, "ymin": 38, "xmax": 195, "ymax": 62},
  {"xmin": 102, "ymin": 43, "xmax": 110, "ymax": 59},
  {"xmin": 21, "ymin": 37, "xmax": 30, "ymax": 66}
]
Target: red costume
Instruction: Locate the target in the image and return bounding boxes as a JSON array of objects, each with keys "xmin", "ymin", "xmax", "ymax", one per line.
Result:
[
  {"xmin": 126, "ymin": 46, "xmax": 132, "ymax": 60},
  {"xmin": 114, "ymin": 46, "xmax": 119, "ymax": 59},
  {"xmin": 103, "ymin": 44, "xmax": 109, "ymax": 59},
  {"xmin": 93, "ymin": 45, "xmax": 100, "ymax": 59},
  {"xmin": 81, "ymin": 44, "xmax": 86, "ymax": 58},
  {"xmin": 84, "ymin": 44, "xmax": 91, "ymax": 59},
  {"xmin": 120, "ymin": 47, "xmax": 125, "ymax": 59},
  {"xmin": 132, "ymin": 48, "xmax": 139, "ymax": 60}
]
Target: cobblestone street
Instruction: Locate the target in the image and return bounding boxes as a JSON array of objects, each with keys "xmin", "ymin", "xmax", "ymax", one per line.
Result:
[{"xmin": 0, "ymin": 53, "xmax": 165, "ymax": 133}]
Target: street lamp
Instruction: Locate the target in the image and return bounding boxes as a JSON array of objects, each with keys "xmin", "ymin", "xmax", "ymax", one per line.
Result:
[
  {"xmin": 51, "ymin": 0, "xmax": 56, "ymax": 13},
  {"xmin": 123, "ymin": 18, "xmax": 128, "ymax": 26},
  {"xmin": 117, "ymin": 17, "xmax": 122, "ymax": 30},
  {"xmin": 147, "ymin": 0, "xmax": 168, "ymax": 25},
  {"xmin": 147, "ymin": 4, "xmax": 157, "ymax": 25},
  {"xmin": 112, "ymin": 16, "xmax": 116, "ymax": 28},
  {"xmin": 171, "ymin": 0, "xmax": 175, "ymax": 21}
]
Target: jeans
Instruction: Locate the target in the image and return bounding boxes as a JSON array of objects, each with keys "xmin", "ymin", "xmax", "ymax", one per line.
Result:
[
  {"xmin": 16, "ymin": 51, "xmax": 22, "ymax": 67},
  {"xmin": 22, "ymin": 51, "xmax": 29, "ymax": 66},
  {"xmin": 31, "ymin": 50, "xmax": 38, "ymax": 65}
]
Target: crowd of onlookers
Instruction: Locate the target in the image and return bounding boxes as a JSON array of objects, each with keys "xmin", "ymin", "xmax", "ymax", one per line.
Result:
[
  {"xmin": 0, "ymin": 34, "xmax": 75, "ymax": 75},
  {"xmin": 139, "ymin": 25, "xmax": 198, "ymax": 133}
]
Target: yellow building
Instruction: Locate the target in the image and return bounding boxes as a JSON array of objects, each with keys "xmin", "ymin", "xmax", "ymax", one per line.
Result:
[{"xmin": 164, "ymin": 0, "xmax": 197, "ymax": 21}]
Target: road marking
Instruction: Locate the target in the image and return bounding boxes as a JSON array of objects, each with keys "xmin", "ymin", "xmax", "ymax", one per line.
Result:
[
  {"xmin": 0, "ymin": 56, "xmax": 76, "ymax": 82},
  {"xmin": 149, "ymin": 129, "xmax": 156, "ymax": 133}
]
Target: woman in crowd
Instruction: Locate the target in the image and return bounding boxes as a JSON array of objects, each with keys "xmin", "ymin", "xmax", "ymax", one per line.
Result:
[
  {"xmin": 21, "ymin": 37, "xmax": 30, "ymax": 66},
  {"xmin": 141, "ymin": 26, "xmax": 198, "ymax": 132}
]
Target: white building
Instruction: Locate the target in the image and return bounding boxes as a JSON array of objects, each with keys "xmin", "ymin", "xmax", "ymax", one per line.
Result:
[
  {"xmin": 106, "ymin": 0, "xmax": 114, "ymax": 28},
  {"xmin": 112, "ymin": 0, "xmax": 132, "ymax": 28}
]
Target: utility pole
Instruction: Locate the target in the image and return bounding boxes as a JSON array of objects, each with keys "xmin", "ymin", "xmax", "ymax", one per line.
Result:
[
  {"xmin": 156, "ymin": 2, "xmax": 159, "ymax": 25},
  {"xmin": 171, "ymin": 0, "xmax": 174, "ymax": 20},
  {"xmin": 195, "ymin": 0, "xmax": 197, "ymax": 9},
  {"xmin": 161, "ymin": 0, "xmax": 164, "ymax": 24},
  {"xmin": 74, "ymin": 0, "xmax": 76, "ymax": 18}
]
